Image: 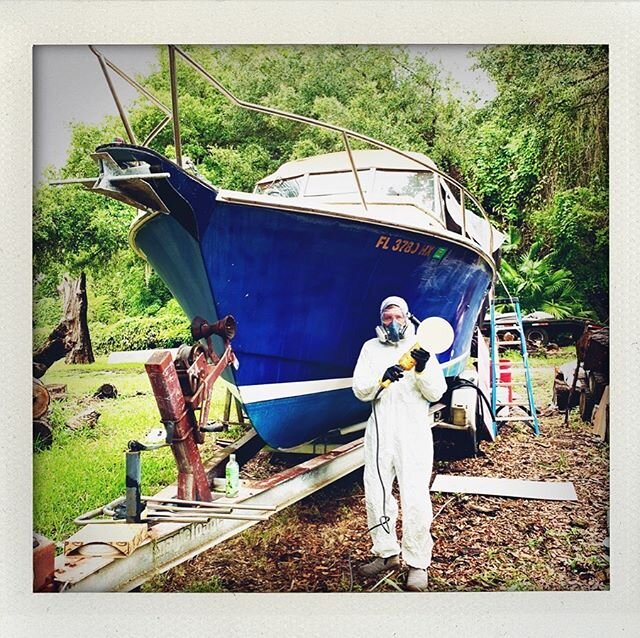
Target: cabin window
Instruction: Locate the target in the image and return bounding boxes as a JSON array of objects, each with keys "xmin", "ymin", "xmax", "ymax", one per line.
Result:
[
  {"xmin": 255, "ymin": 176, "xmax": 304, "ymax": 197},
  {"xmin": 371, "ymin": 170, "xmax": 435, "ymax": 210},
  {"xmin": 256, "ymin": 169, "xmax": 436, "ymax": 212},
  {"xmin": 304, "ymin": 170, "xmax": 372, "ymax": 197}
]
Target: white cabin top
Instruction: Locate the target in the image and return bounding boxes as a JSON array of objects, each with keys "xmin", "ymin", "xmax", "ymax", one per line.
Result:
[
  {"xmin": 256, "ymin": 149, "xmax": 437, "ymax": 184},
  {"xmin": 244, "ymin": 148, "xmax": 505, "ymax": 257},
  {"xmin": 254, "ymin": 149, "xmax": 440, "ymax": 214}
]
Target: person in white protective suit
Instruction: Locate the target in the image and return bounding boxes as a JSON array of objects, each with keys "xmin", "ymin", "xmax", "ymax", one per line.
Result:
[{"xmin": 352, "ymin": 296, "xmax": 447, "ymax": 592}]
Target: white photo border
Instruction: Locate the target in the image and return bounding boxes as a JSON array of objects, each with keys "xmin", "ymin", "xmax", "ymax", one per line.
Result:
[{"xmin": 3, "ymin": 1, "xmax": 638, "ymax": 635}]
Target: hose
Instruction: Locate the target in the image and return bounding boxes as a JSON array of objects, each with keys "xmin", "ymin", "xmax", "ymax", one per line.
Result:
[
  {"xmin": 368, "ymin": 398, "xmax": 391, "ymax": 535},
  {"xmin": 448, "ymin": 377, "xmax": 495, "ymax": 428}
]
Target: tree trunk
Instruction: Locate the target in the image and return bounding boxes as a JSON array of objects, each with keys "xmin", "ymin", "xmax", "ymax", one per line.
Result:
[
  {"xmin": 33, "ymin": 272, "xmax": 94, "ymax": 376},
  {"xmin": 59, "ymin": 273, "xmax": 94, "ymax": 364},
  {"xmin": 33, "ymin": 321, "xmax": 73, "ymax": 378},
  {"xmin": 33, "ymin": 378, "xmax": 50, "ymax": 419}
]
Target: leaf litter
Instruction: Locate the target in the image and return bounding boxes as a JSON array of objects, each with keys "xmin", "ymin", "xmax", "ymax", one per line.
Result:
[{"xmin": 145, "ymin": 365, "xmax": 609, "ymax": 593}]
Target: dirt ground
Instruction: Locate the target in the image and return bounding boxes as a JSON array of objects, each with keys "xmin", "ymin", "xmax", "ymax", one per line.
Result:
[{"xmin": 145, "ymin": 366, "xmax": 609, "ymax": 593}]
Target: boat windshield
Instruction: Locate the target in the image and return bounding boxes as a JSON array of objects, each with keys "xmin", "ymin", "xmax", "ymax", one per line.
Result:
[
  {"xmin": 371, "ymin": 171, "xmax": 434, "ymax": 209},
  {"xmin": 304, "ymin": 170, "xmax": 371, "ymax": 196},
  {"xmin": 257, "ymin": 176, "xmax": 305, "ymax": 197},
  {"xmin": 257, "ymin": 169, "xmax": 436, "ymax": 211}
]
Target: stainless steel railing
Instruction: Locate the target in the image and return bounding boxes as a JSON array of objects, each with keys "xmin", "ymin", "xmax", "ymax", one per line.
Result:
[{"xmin": 88, "ymin": 44, "xmax": 495, "ymax": 256}]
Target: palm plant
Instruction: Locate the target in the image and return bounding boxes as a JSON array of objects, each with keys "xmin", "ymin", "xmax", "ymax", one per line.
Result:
[{"xmin": 497, "ymin": 240, "xmax": 587, "ymax": 317}]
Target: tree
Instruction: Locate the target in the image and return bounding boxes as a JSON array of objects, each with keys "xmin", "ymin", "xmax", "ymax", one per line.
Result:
[
  {"xmin": 531, "ymin": 188, "xmax": 608, "ymax": 318},
  {"xmin": 463, "ymin": 45, "xmax": 608, "ymax": 318},
  {"xmin": 34, "ymin": 121, "xmax": 131, "ymax": 278},
  {"xmin": 132, "ymin": 45, "xmax": 464, "ymax": 189},
  {"xmin": 470, "ymin": 45, "xmax": 607, "ymax": 197}
]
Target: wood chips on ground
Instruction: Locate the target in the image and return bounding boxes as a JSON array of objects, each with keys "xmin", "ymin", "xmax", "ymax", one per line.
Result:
[{"xmin": 146, "ymin": 397, "xmax": 609, "ymax": 593}]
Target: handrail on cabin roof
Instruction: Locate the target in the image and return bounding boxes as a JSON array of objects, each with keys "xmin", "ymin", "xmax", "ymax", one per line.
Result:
[{"xmin": 88, "ymin": 44, "xmax": 495, "ymax": 256}]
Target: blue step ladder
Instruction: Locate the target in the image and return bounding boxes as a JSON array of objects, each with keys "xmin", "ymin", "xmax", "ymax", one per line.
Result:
[{"xmin": 489, "ymin": 297, "xmax": 540, "ymax": 437}]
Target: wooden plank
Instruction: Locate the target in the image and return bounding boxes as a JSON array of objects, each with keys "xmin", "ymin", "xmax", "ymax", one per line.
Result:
[
  {"xmin": 430, "ymin": 474, "xmax": 577, "ymax": 501},
  {"xmin": 592, "ymin": 385, "xmax": 610, "ymax": 440}
]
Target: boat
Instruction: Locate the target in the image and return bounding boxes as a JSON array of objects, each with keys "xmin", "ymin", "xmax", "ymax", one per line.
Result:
[{"xmin": 70, "ymin": 46, "xmax": 505, "ymax": 449}]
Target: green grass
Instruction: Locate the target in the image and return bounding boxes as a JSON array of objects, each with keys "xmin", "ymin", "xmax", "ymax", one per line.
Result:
[
  {"xmin": 181, "ymin": 576, "xmax": 226, "ymax": 593},
  {"xmin": 44, "ymin": 356, "xmax": 152, "ymax": 398},
  {"xmin": 33, "ymin": 346, "xmax": 579, "ymax": 544},
  {"xmin": 527, "ymin": 345, "xmax": 577, "ymax": 366},
  {"xmin": 33, "ymin": 358, "xmax": 230, "ymax": 542}
]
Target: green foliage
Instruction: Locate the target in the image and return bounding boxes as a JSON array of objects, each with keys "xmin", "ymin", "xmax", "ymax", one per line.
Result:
[
  {"xmin": 33, "ymin": 252, "xmax": 178, "ymax": 353},
  {"xmin": 531, "ymin": 188, "xmax": 608, "ymax": 317},
  {"xmin": 33, "ymin": 294, "xmax": 61, "ymax": 330},
  {"xmin": 463, "ymin": 122, "xmax": 543, "ymax": 225},
  {"xmin": 465, "ymin": 45, "xmax": 608, "ymax": 317},
  {"xmin": 91, "ymin": 251, "xmax": 173, "ymax": 318},
  {"xmin": 199, "ymin": 143, "xmax": 272, "ymax": 190},
  {"xmin": 33, "ymin": 44, "xmax": 609, "ymax": 334},
  {"xmin": 471, "ymin": 45, "xmax": 607, "ymax": 196},
  {"xmin": 34, "ymin": 120, "xmax": 132, "ymax": 277},
  {"xmin": 91, "ymin": 310, "xmax": 190, "ymax": 355},
  {"xmin": 498, "ymin": 240, "xmax": 589, "ymax": 317}
]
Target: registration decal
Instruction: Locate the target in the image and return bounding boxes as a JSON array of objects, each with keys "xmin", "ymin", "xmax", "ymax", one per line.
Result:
[{"xmin": 375, "ymin": 234, "xmax": 448, "ymax": 260}]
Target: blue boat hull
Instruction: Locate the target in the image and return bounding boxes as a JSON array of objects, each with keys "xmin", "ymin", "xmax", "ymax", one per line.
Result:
[{"xmin": 103, "ymin": 145, "xmax": 494, "ymax": 449}]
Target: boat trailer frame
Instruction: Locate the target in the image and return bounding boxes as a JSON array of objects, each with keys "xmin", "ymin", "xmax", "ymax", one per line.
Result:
[
  {"xmin": 48, "ymin": 314, "xmax": 366, "ymax": 592},
  {"xmin": 53, "ymin": 435, "xmax": 365, "ymax": 592}
]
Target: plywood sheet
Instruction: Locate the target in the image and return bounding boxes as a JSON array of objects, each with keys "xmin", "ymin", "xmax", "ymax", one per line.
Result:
[
  {"xmin": 64, "ymin": 523, "xmax": 149, "ymax": 557},
  {"xmin": 431, "ymin": 474, "xmax": 577, "ymax": 501}
]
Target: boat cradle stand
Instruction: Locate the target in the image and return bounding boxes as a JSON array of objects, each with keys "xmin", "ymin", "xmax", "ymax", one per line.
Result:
[
  {"xmin": 51, "ymin": 316, "xmax": 366, "ymax": 592},
  {"xmin": 53, "ymin": 434, "xmax": 365, "ymax": 592}
]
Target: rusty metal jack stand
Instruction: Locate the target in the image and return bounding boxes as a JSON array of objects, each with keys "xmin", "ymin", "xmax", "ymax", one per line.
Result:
[{"xmin": 129, "ymin": 314, "xmax": 238, "ymax": 509}]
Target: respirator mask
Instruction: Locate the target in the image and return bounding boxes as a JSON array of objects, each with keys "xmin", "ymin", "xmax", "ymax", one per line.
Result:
[
  {"xmin": 376, "ymin": 297, "xmax": 411, "ymax": 344},
  {"xmin": 376, "ymin": 319, "xmax": 408, "ymax": 344}
]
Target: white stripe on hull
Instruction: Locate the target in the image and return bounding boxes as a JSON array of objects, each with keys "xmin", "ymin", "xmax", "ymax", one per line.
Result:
[
  {"xmin": 238, "ymin": 352, "xmax": 469, "ymax": 404},
  {"xmin": 240, "ymin": 377, "xmax": 355, "ymax": 403}
]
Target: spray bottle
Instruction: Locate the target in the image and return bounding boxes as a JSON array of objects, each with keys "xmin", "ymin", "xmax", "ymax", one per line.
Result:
[{"xmin": 225, "ymin": 453, "xmax": 240, "ymax": 498}]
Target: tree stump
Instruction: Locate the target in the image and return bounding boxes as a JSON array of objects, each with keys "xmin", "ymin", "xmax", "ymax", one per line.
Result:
[
  {"xmin": 59, "ymin": 273, "xmax": 94, "ymax": 365},
  {"xmin": 94, "ymin": 383, "xmax": 118, "ymax": 399},
  {"xmin": 33, "ymin": 378, "xmax": 50, "ymax": 419},
  {"xmin": 66, "ymin": 408, "xmax": 101, "ymax": 431},
  {"xmin": 45, "ymin": 383, "xmax": 67, "ymax": 401},
  {"xmin": 33, "ymin": 272, "xmax": 94, "ymax": 378},
  {"xmin": 33, "ymin": 419, "xmax": 53, "ymax": 450}
]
